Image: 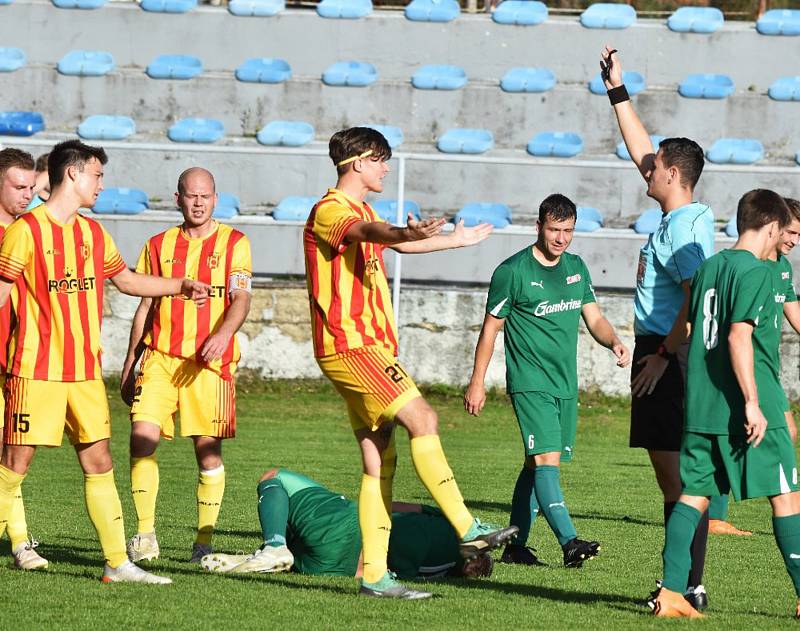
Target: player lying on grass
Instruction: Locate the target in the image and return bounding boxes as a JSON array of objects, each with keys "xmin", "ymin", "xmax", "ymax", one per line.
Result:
[{"xmin": 201, "ymin": 468, "xmax": 495, "ymax": 581}]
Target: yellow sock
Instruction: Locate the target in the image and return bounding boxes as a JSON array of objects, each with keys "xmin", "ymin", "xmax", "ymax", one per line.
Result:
[
  {"xmin": 0, "ymin": 464, "xmax": 24, "ymax": 540},
  {"xmin": 379, "ymin": 434, "xmax": 397, "ymax": 516},
  {"xmin": 359, "ymin": 473, "xmax": 391, "ymax": 583},
  {"xmin": 410, "ymin": 434, "xmax": 473, "ymax": 537},
  {"xmin": 196, "ymin": 466, "xmax": 225, "ymax": 546},
  {"xmin": 84, "ymin": 470, "xmax": 128, "ymax": 568},
  {"xmin": 7, "ymin": 487, "xmax": 29, "ymax": 549},
  {"xmin": 131, "ymin": 455, "xmax": 159, "ymax": 534}
]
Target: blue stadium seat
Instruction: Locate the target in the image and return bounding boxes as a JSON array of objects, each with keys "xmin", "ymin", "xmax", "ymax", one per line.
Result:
[
  {"xmin": 52, "ymin": 0, "xmax": 107, "ymax": 8},
  {"xmin": 797, "ymin": 151, "xmax": 800, "ymax": 166},
  {"xmin": 365, "ymin": 125, "xmax": 403, "ymax": 149},
  {"xmin": 371, "ymin": 200, "xmax": 421, "ymax": 224},
  {"xmin": 235, "ymin": 58, "xmax": 291, "ymax": 83},
  {"xmin": 500, "ymin": 67, "xmax": 555, "ymax": 93},
  {"xmin": 768, "ymin": 76, "xmax": 800, "ymax": 101},
  {"xmin": 576, "ymin": 206, "xmax": 603, "ymax": 233},
  {"xmin": 57, "ymin": 50, "xmax": 115, "ymax": 76},
  {"xmin": 706, "ymin": 138, "xmax": 764, "ymax": 165},
  {"xmin": 322, "ymin": 61, "xmax": 377, "ymax": 87},
  {"xmin": 273, "ymin": 196, "xmax": 317, "ymax": 221},
  {"xmin": 77, "ymin": 115, "xmax": 136, "ymax": 140},
  {"xmin": 678, "ymin": 74, "xmax": 734, "ymax": 99},
  {"xmin": 527, "ymin": 132, "xmax": 583, "ymax": 158},
  {"xmin": 0, "ymin": 111, "xmax": 45, "ymax": 136},
  {"xmin": 633, "ymin": 208, "xmax": 663, "ymax": 234},
  {"xmin": 455, "ymin": 203, "xmax": 511, "ymax": 229},
  {"xmin": 757, "ymin": 9, "xmax": 800, "ymax": 36},
  {"xmin": 140, "ymin": 0, "xmax": 197, "ymax": 12},
  {"xmin": 437, "ymin": 129, "xmax": 493, "ymax": 154},
  {"xmin": 93, "ymin": 188, "xmax": 148, "ymax": 215},
  {"xmin": 667, "ymin": 6, "xmax": 723, "ymax": 33},
  {"xmin": 0, "ymin": 48, "xmax": 26, "ymax": 72},
  {"xmin": 580, "ymin": 3, "xmax": 636, "ymax": 29},
  {"xmin": 257, "ymin": 121, "xmax": 314, "ymax": 147},
  {"xmin": 316, "ymin": 0, "xmax": 371, "ymax": 18},
  {"xmin": 589, "ymin": 71, "xmax": 645, "ymax": 95},
  {"xmin": 724, "ymin": 216, "xmax": 738, "ymax": 238},
  {"xmin": 167, "ymin": 118, "xmax": 224, "ymax": 143},
  {"xmin": 213, "ymin": 206, "xmax": 238, "ymax": 219},
  {"xmin": 146, "ymin": 55, "xmax": 202, "ymax": 80},
  {"xmin": 228, "ymin": 0, "xmax": 284, "ymax": 15},
  {"xmin": 411, "ymin": 65, "xmax": 467, "ymax": 90},
  {"xmin": 616, "ymin": 135, "xmax": 665, "ymax": 161},
  {"xmin": 404, "ymin": 0, "xmax": 459, "ymax": 22},
  {"xmin": 213, "ymin": 193, "xmax": 240, "ymax": 219},
  {"xmin": 0, "ymin": 0, "xmax": 14, "ymax": 4},
  {"xmin": 492, "ymin": 0, "xmax": 547, "ymax": 25}
]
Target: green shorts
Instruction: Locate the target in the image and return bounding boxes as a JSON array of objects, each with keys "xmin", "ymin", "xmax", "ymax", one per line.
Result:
[
  {"xmin": 510, "ymin": 391, "xmax": 577, "ymax": 462},
  {"xmin": 680, "ymin": 428, "xmax": 799, "ymax": 501}
]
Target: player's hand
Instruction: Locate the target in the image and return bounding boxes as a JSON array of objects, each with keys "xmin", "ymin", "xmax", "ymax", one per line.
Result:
[
  {"xmin": 744, "ymin": 401, "xmax": 768, "ymax": 447},
  {"xmin": 405, "ymin": 216, "xmax": 445, "ymax": 241},
  {"xmin": 612, "ymin": 341, "xmax": 631, "ymax": 368},
  {"xmin": 464, "ymin": 381, "xmax": 486, "ymax": 416},
  {"xmin": 181, "ymin": 278, "xmax": 211, "ymax": 307},
  {"xmin": 453, "ymin": 220, "xmax": 493, "ymax": 248},
  {"xmin": 600, "ymin": 45, "xmax": 623, "ymax": 90},
  {"xmin": 787, "ymin": 412, "xmax": 798, "ymax": 445},
  {"xmin": 630, "ymin": 353, "xmax": 668, "ymax": 398},
  {"xmin": 200, "ymin": 330, "xmax": 233, "ymax": 362},
  {"xmin": 120, "ymin": 364, "xmax": 136, "ymax": 407}
]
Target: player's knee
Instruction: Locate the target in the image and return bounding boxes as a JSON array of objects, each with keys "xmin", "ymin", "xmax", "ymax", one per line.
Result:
[{"xmin": 260, "ymin": 468, "xmax": 279, "ymax": 482}]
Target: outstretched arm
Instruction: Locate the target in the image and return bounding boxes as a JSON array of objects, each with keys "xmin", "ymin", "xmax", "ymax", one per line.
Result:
[
  {"xmin": 111, "ymin": 267, "xmax": 210, "ymax": 306},
  {"xmin": 391, "ymin": 220, "xmax": 493, "ymax": 254},
  {"xmin": 345, "ymin": 216, "xmax": 446, "ymax": 246},
  {"xmin": 581, "ymin": 302, "xmax": 630, "ymax": 367},
  {"xmin": 464, "ymin": 314, "xmax": 505, "ymax": 416}
]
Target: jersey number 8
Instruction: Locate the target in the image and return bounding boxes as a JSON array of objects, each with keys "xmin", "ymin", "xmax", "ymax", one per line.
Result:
[{"xmin": 702, "ymin": 288, "xmax": 719, "ymax": 350}]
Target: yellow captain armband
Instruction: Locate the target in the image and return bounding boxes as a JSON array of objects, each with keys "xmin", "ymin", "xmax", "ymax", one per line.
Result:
[{"xmin": 228, "ymin": 273, "xmax": 252, "ymax": 294}]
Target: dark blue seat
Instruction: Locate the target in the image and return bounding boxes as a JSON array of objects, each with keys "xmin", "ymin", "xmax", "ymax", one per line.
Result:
[
  {"xmin": 0, "ymin": 111, "xmax": 45, "ymax": 136},
  {"xmin": 633, "ymin": 208, "xmax": 663, "ymax": 234},
  {"xmin": 365, "ymin": 125, "xmax": 403, "ymax": 149},
  {"xmin": 580, "ymin": 3, "xmax": 636, "ymax": 29},
  {"xmin": 93, "ymin": 188, "xmax": 148, "ymax": 215},
  {"xmin": 257, "ymin": 121, "xmax": 314, "ymax": 147},
  {"xmin": 273, "ymin": 196, "xmax": 317, "ymax": 222},
  {"xmin": 316, "ymin": 0, "xmax": 371, "ymax": 18},
  {"xmin": 706, "ymin": 138, "xmax": 764, "ymax": 165},
  {"xmin": 500, "ymin": 67, "xmax": 555, "ymax": 93},
  {"xmin": 616, "ymin": 135, "xmax": 665, "ymax": 161},
  {"xmin": 0, "ymin": 48, "xmax": 26, "ymax": 72},
  {"xmin": 52, "ymin": 0, "xmax": 107, "ymax": 8},
  {"xmin": 589, "ymin": 71, "xmax": 645, "ymax": 95},
  {"xmin": 235, "ymin": 58, "xmax": 291, "ymax": 83},
  {"xmin": 411, "ymin": 65, "xmax": 467, "ymax": 90},
  {"xmin": 455, "ymin": 203, "xmax": 511, "ymax": 229},
  {"xmin": 678, "ymin": 74, "xmax": 734, "ymax": 99},
  {"xmin": 527, "ymin": 132, "xmax": 583, "ymax": 158},
  {"xmin": 140, "ymin": 0, "xmax": 197, "ymax": 12},
  {"xmin": 57, "ymin": 50, "xmax": 115, "ymax": 76},
  {"xmin": 167, "ymin": 118, "xmax": 224, "ymax": 143},
  {"xmin": 146, "ymin": 55, "xmax": 202, "ymax": 80},
  {"xmin": 492, "ymin": 0, "xmax": 547, "ymax": 25},
  {"xmin": 213, "ymin": 193, "xmax": 240, "ymax": 219},
  {"xmin": 724, "ymin": 216, "xmax": 738, "ymax": 238},
  {"xmin": 667, "ymin": 6, "xmax": 723, "ymax": 33},
  {"xmin": 322, "ymin": 61, "xmax": 377, "ymax": 87},
  {"xmin": 576, "ymin": 206, "xmax": 603, "ymax": 232},
  {"xmin": 78, "ymin": 115, "xmax": 136, "ymax": 140},
  {"xmin": 437, "ymin": 129, "xmax": 493, "ymax": 154},
  {"xmin": 768, "ymin": 76, "xmax": 800, "ymax": 101},
  {"xmin": 228, "ymin": 0, "xmax": 284, "ymax": 15},
  {"xmin": 757, "ymin": 9, "xmax": 800, "ymax": 36},
  {"xmin": 372, "ymin": 200, "xmax": 421, "ymax": 224},
  {"xmin": 405, "ymin": 0, "xmax": 459, "ymax": 22}
]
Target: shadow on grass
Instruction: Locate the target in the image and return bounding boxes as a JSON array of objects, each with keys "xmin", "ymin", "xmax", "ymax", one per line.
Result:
[{"xmin": 465, "ymin": 501, "xmax": 661, "ymax": 528}]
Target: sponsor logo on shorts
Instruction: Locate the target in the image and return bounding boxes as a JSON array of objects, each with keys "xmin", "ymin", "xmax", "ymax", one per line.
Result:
[
  {"xmin": 534, "ymin": 299, "xmax": 582, "ymax": 317},
  {"xmin": 566, "ymin": 274, "xmax": 582, "ymax": 285}
]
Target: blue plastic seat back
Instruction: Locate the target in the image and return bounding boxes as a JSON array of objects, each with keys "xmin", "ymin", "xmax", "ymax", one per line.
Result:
[
  {"xmin": 667, "ymin": 6, "xmax": 723, "ymax": 33},
  {"xmin": 147, "ymin": 55, "xmax": 203, "ymax": 80},
  {"xmin": 0, "ymin": 0, "xmax": 15, "ymax": 4},
  {"xmin": 52, "ymin": 0, "xmax": 107, "ymax": 8},
  {"xmin": 363, "ymin": 125, "xmax": 403, "ymax": 149},
  {"xmin": 492, "ymin": 0, "xmax": 547, "ymax": 25},
  {"xmin": 768, "ymin": 76, "xmax": 800, "ymax": 101},
  {"xmin": 316, "ymin": 0, "xmax": 372, "ymax": 18},
  {"xmin": 455, "ymin": 203, "xmax": 511, "ymax": 229},
  {"xmin": 257, "ymin": 120, "xmax": 315, "ymax": 147},
  {"xmin": 217, "ymin": 192, "xmax": 241, "ymax": 210},
  {"xmin": 589, "ymin": 71, "xmax": 645, "ymax": 95},
  {"xmin": 371, "ymin": 200, "xmax": 421, "ymax": 224},
  {"xmin": 405, "ymin": 0, "xmax": 460, "ymax": 22},
  {"xmin": 633, "ymin": 208, "xmax": 663, "ymax": 234},
  {"xmin": 213, "ymin": 203, "xmax": 238, "ymax": 219},
  {"xmin": 437, "ymin": 128, "xmax": 494, "ymax": 154},
  {"xmin": 576, "ymin": 206, "xmax": 603, "ymax": 232},
  {"xmin": 322, "ymin": 61, "xmax": 378, "ymax": 87},
  {"xmin": 77, "ymin": 115, "xmax": 136, "ymax": 140},
  {"xmin": 706, "ymin": 138, "xmax": 764, "ymax": 165},
  {"xmin": 500, "ymin": 67, "xmax": 555, "ymax": 93},
  {"xmin": 724, "ymin": 216, "xmax": 738, "ymax": 238},
  {"xmin": 0, "ymin": 111, "xmax": 45, "ymax": 136},
  {"xmin": 93, "ymin": 188, "xmax": 148, "ymax": 215},
  {"xmin": 140, "ymin": 0, "xmax": 197, "ymax": 12},
  {"xmin": 167, "ymin": 118, "xmax": 224, "ymax": 143},
  {"xmin": 616, "ymin": 135, "xmax": 665, "ymax": 161},
  {"xmin": 0, "ymin": 47, "xmax": 26, "ymax": 72},
  {"xmin": 411, "ymin": 65, "xmax": 467, "ymax": 90},
  {"xmin": 57, "ymin": 50, "xmax": 115, "ymax": 76},
  {"xmin": 273, "ymin": 196, "xmax": 318, "ymax": 222},
  {"xmin": 797, "ymin": 151, "xmax": 800, "ymax": 166},
  {"xmin": 235, "ymin": 58, "xmax": 291, "ymax": 83},
  {"xmin": 678, "ymin": 74, "xmax": 734, "ymax": 99},
  {"xmin": 228, "ymin": 0, "xmax": 284, "ymax": 15},
  {"xmin": 757, "ymin": 9, "xmax": 800, "ymax": 36},
  {"xmin": 527, "ymin": 131, "xmax": 583, "ymax": 158},
  {"xmin": 580, "ymin": 3, "xmax": 636, "ymax": 29}
]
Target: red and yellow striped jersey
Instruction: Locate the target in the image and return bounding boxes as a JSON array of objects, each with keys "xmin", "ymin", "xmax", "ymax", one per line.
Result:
[
  {"xmin": 0, "ymin": 204, "xmax": 127, "ymax": 381},
  {"xmin": 0, "ymin": 222, "xmax": 16, "ymax": 373},
  {"xmin": 304, "ymin": 188, "xmax": 398, "ymax": 358},
  {"xmin": 136, "ymin": 222, "xmax": 252, "ymax": 378}
]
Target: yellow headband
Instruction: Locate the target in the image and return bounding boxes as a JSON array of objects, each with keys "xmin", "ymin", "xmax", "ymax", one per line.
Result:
[{"xmin": 336, "ymin": 149, "xmax": 373, "ymax": 167}]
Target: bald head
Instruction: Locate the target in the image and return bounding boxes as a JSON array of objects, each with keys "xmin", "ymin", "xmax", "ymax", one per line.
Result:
[{"xmin": 177, "ymin": 167, "xmax": 215, "ymax": 195}]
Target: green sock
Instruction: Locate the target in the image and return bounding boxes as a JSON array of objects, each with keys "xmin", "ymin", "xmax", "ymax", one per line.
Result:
[
  {"xmin": 509, "ymin": 466, "xmax": 538, "ymax": 545},
  {"xmin": 662, "ymin": 502, "xmax": 701, "ymax": 593},
  {"xmin": 533, "ymin": 465, "xmax": 576, "ymax": 546},
  {"xmin": 257, "ymin": 479, "xmax": 290, "ymax": 548},
  {"xmin": 773, "ymin": 513, "xmax": 800, "ymax": 597},
  {"xmin": 709, "ymin": 495, "xmax": 729, "ymax": 521}
]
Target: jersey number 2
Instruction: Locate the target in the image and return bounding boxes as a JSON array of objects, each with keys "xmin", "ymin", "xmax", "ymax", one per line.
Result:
[{"xmin": 702, "ymin": 288, "xmax": 719, "ymax": 350}]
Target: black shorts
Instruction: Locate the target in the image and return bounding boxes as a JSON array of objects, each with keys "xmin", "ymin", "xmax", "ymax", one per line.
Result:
[{"xmin": 629, "ymin": 335, "xmax": 685, "ymax": 451}]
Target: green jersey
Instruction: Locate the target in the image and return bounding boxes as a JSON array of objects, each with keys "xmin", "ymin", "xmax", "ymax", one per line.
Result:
[
  {"xmin": 388, "ymin": 507, "xmax": 461, "ymax": 579},
  {"xmin": 769, "ymin": 255, "xmax": 797, "ymax": 331},
  {"xmin": 486, "ymin": 247, "xmax": 596, "ymax": 397},
  {"xmin": 685, "ymin": 250, "xmax": 785, "ymax": 435}
]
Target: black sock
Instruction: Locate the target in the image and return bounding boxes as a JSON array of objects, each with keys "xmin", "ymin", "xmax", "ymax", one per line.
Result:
[
  {"xmin": 664, "ymin": 501, "xmax": 677, "ymax": 526},
  {"xmin": 688, "ymin": 510, "xmax": 709, "ymax": 588}
]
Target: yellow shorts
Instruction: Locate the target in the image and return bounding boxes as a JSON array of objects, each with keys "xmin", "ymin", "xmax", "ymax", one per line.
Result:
[
  {"xmin": 317, "ymin": 345, "xmax": 421, "ymax": 432},
  {"xmin": 3, "ymin": 376, "xmax": 111, "ymax": 447},
  {"xmin": 131, "ymin": 348, "xmax": 236, "ymax": 440}
]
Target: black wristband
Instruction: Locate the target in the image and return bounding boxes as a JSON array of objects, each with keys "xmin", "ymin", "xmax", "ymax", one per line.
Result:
[{"xmin": 608, "ymin": 84, "xmax": 630, "ymax": 105}]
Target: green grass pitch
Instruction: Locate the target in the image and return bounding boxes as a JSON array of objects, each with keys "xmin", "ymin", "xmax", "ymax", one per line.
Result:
[{"xmin": 1, "ymin": 379, "xmax": 798, "ymax": 629}]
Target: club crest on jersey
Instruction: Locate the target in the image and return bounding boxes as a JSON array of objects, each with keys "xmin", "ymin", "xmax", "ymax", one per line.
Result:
[
  {"xmin": 566, "ymin": 273, "xmax": 582, "ymax": 285},
  {"xmin": 783, "ymin": 272, "xmax": 791, "ymax": 280},
  {"xmin": 79, "ymin": 243, "xmax": 91, "ymax": 260},
  {"xmin": 207, "ymin": 253, "xmax": 220, "ymax": 269}
]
